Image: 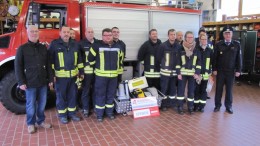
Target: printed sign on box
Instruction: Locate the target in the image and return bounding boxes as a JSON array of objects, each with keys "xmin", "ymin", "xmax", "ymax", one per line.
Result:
[{"xmin": 131, "ymin": 97, "xmax": 160, "ymax": 119}]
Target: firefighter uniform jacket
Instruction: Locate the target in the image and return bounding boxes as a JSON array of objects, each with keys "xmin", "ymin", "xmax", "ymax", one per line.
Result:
[
  {"xmin": 198, "ymin": 46, "xmax": 214, "ymax": 80},
  {"xmin": 138, "ymin": 39, "xmax": 162, "ymax": 78},
  {"xmin": 176, "ymin": 47, "xmax": 201, "ymax": 76},
  {"xmin": 15, "ymin": 40, "xmax": 53, "ymax": 88},
  {"xmin": 88, "ymin": 41, "xmax": 122, "ymax": 78},
  {"xmin": 48, "ymin": 38, "xmax": 84, "ymax": 78},
  {"xmin": 212, "ymin": 40, "xmax": 242, "ymax": 73},
  {"xmin": 114, "ymin": 40, "xmax": 126, "ymax": 75},
  {"xmin": 157, "ymin": 40, "xmax": 181, "ymax": 76},
  {"xmin": 79, "ymin": 38, "xmax": 99, "ymax": 74}
]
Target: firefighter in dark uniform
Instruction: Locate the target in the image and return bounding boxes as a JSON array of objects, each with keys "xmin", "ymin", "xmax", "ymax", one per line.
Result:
[
  {"xmin": 213, "ymin": 26, "xmax": 242, "ymax": 114},
  {"xmin": 112, "ymin": 27, "xmax": 126, "ymax": 83},
  {"xmin": 157, "ymin": 29, "xmax": 180, "ymax": 111},
  {"xmin": 176, "ymin": 31, "xmax": 201, "ymax": 115},
  {"xmin": 79, "ymin": 27, "xmax": 98, "ymax": 118},
  {"xmin": 176, "ymin": 31, "xmax": 184, "ymax": 45},
  {"xmin": 48, "ymin": 26, "xmax": 84, "ymax": 124},
  {"xmin": 194, "ymin": 34, "xmax": 213, "ymax": 112},
  {"xmin": 138, "ymin": 29, "xmax": 162, "ymax": 89},
  {"xmin": 88, "ymin": 28, "xmax": 122, "ymax": 122}
]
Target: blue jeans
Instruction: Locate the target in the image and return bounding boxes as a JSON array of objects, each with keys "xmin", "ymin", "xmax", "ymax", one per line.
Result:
[{"xmin": 25, "ymin": 85, "xmax": 47, "ymax": 126}]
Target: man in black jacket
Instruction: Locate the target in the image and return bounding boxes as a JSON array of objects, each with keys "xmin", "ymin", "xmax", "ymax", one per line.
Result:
[
  {"xmin": 138, "ymin": 29, "xmax": 161, "ymax": 89},
  {"xmin": 213, "ymin": 26, "xmax": 242, "ymax": 114},
  {"xmin": 112, "ymin": 27, "xmax": 126, "ymax": 83},
  {"xmin": 15, "ymin": 25, "xmax": 53, "ymax": 134},
  {"xmin": 88, "ymin": 28, "xmax": 121, "ymax": 122},
  {"xmin": 48, "ymin": 26, "xmax": 84, "ymax": 124},
  {"xmin": 79, "ymin": 27, "xmax": 98, "ymax": 118}
]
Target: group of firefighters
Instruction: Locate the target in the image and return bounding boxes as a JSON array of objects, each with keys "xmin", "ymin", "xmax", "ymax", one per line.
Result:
[{"xmin": 15, "ymin": 24, "xmax": 242, "ymax": 134}]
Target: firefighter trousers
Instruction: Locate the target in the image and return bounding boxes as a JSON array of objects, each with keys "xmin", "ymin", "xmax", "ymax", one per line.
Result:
[
  {"xmin": 146, "ymin": 77, "xmax": 161, "ymax": 91},
  {"xmin": 177, "ymin": 75, "xmax": 196, "ymax": 108},
  {"xmin": 94, "ymin": 76, "xmax": 117, "ymax": 118},
  {"xmin": 81, "ymin": 74, "xmax": 95, "ymax": 111},
  {"xmin": 215, "ymin": 71, "xmax": 235, "ymax": 109},
  {"xmin": 160, "ymin": 75, "xmax": 177, "ymax": 108},
  {"xmin": 194, "ymin": 80, "xmax": 207, "ymax": 108},
  {"xmin": 55, "ymin": 77, "xmax": 77, "ymax": 118}
]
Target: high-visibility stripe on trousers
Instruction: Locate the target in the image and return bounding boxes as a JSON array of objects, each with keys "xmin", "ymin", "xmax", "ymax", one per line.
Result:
[
  {"xmin": 94, "ymin": 76, "xmax": 117, "ymax": 118},
  {"xmin": 81, "ymin": 74, "xmax": 95, "ymax": 111},
  {"xmin": 55, "ymin": 77, "xmax": 77, "ymax": 117},
  {"xmin": 160, "ymin": 75, "xmax": 177, "ymax": 108},
  {"xmin": 177, "ymin": 75, "xmax": 196, "ymax": 108},
  {"xmin": 194, "ymin": 80, "xmax": 208, "ymax": 108}
]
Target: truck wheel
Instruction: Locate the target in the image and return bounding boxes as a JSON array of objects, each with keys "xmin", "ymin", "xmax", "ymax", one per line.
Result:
[{"xmin": 0, "ymin": 71, "xmax": 26, "ymax": 114}]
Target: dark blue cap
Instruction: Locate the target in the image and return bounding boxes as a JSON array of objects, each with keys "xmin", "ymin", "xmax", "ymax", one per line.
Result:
[{"xmin": 223, "ymin": 26, "xmax": 233, "ymax": 33}]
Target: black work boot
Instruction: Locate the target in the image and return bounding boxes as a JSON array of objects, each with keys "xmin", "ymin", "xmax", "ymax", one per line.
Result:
[
  {"xmin": 178, "ymin": 106, "xmax": 184, "ymax": 115},
  {"xmin": 188, "ymin": 108, "xmax": 194, "ymax": 115},
  {"xmin": 83, "ymin": 110, "xmax": 89, "ymax": 118}
]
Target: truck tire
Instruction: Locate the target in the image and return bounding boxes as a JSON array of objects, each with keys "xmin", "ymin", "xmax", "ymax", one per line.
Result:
[{"xmin": 0, "ymin": 71, "xmax": 26, "ymax": 114}]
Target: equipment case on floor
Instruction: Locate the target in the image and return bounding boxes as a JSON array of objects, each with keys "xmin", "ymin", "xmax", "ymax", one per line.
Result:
[{"xmin": 114, "ymin": 76, "xmax": 166, "ymax": 116}]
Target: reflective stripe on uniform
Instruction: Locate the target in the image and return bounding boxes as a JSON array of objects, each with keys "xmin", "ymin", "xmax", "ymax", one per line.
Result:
[
  {"xmin": 74, "ymin": 52, "xmax": 77, "ymax": 66},
  {"xmin": 202, "ymin": 73, "xmax": 209, "ymax": 80},
  {"xmin": 187, "ymin": 98, "xmax": 194, "ymax": 102},
  {"xmin": 105, "ymin": 104, "xmax": 114, "ymax": 108},
  {"xmin": 206, "ymin": 58, "xmax": 210, "ymax": 70},
  {"xmin": 85, "ymin": 51, "xmax": 89, "ymax": 63},
  {"xmin": 177, "ymin": 96, "xmax": 185, "ymax": 100},
  {"xmin": 96, "ymin": 105, "xmax": 105, "ymax": 109},
  {"xmin": 95, "ymin": 69, "xmax": 118, "ymax": 77},
  {"xmin": 52, "ymin": 64, "xmax": 55, "ymax": 70},
  {"xmin": 194, "ymin": 100, "xmax": 199, "ymax": 103},
  {"xmin": 89, "ymin": 61, "xmax": 95, "ymax": 65},
  {"xmin": 193, "ymin": 56, "xmax": 197, "ymax": 66},
  {"xmin": 58, "ymin": 108, "xmax": 67, "ymax": 114},
  {"xmin": 58, "ymin": 52, "xmax": 64, "ymax": 68},
  {"xmin": 181, "ymin": 55, "xmax": 186, "ymax": 65},
  {"xmin": 196, "ymin": 65, "xmax": 201, "ymax": 69},
  {"xmin": 99, "ymin": 47, "xmax": 120, "ymax": 52},
  {"xmin": 90, "ymin": 47, "xmax": 96, "ymax": 56},
  {"xmin": 180, "ymin": 68, "xmax": 195, "ymax": 76},
  {"xmin": 55, "ymin": 69, "xmax": 78, "ymax": 78},
  {"xmin": 144, "ymin": 71, "xmax": 160, "ymax": 78},
  {"xmin": 117, "ymin": 50, "xmax": 120, "ymax": 74},
  {"xmin": 77, "ymin": 63, "xmax": 84, "ymax": 69},
  {"xmin": 84, "ymin": 65, "xmax": 94, "ymax": 74},
  {"xmin": 160, "ymin": 69, "xmax": 177, "ymax": 76},
  {"xmin": 165, "ymin": 53, "xmax": 170, "ymax": 67},
  {"xmin": 68, "ymin": 107, "xmax": 76, "ymax": 112},
  {"xmin": 150, "ymin": 56, "xmax": 154, "ymax": 66},
  {"xmin": 100, "ymin": 51, "xmax": 105, "ymax": 71},
  {"xmin": 199, "ymin": 100, "xmax": 206, "ymax": 104},
  {"xmin": 169, "ymin": 96, "xmax": 175, "ymax": 99}
]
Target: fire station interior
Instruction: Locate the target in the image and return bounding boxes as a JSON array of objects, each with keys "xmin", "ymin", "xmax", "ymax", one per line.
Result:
[{"xmin": 0, "ymin": 0, "xmax": 260, "ymax": 145}]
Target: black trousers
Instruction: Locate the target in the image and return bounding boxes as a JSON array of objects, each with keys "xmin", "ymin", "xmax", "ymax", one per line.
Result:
[
  {"xmin": 160, "ymin": 75, "xmax": 177, "ymax": 108},
  {"xmin": 215, "ymin": 71, "xmax": 235, "ymax": 109},
  {"xmin": 146, "ymin": 77, "xmax": 160, "ymax": 91}
]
